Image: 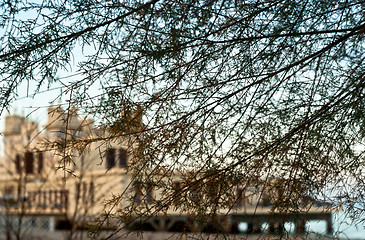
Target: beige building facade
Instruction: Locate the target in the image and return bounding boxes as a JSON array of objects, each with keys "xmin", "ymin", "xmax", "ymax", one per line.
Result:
[
  {"xmin": 0, "ymin": 106, "xmax": 135, "ymax": 230},
  {"xmin": 0, "ymin": 106, "xmax": 333, "ymax": 235}
]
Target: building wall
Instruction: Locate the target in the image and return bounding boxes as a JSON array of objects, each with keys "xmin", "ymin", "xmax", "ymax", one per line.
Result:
[
  {"xmin": 0, "ymin": 106, "xmax": 330, "ymax": 232},
  {"xmin": 0, "ymin": 106, "xmax": 135, "ymax": 224}
]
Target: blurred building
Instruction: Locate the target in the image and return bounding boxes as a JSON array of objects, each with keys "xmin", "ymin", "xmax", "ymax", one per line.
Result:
[
  {"xmin": 0, "ymin": 106, "xmax": 333, "ymax": 235},
  {"xmin": 0, "ymin": 106, "xmax": 134, "ymax": 231}
]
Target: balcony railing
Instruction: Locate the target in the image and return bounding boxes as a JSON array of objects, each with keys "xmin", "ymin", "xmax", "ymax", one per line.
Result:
[
  {"xmin": 25, "ymin": 189, "xmax": 68, "ymax": 211},
  {"xmin": 0, "ymin": 190, "xmax": 68, "ymax": 214}
]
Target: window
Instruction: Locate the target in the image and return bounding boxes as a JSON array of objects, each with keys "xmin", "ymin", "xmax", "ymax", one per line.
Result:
[
  {"xmin": 119, "ymin": 148, "xmax": 128, "ymax": 167},
  {"xmin": 15, "ymin": 154, "xmax": 21, "ymax": 174},
  {"xmin": 207, "ymin": 183, "xmax": 218, "ymax": 205},
  {"xmin": 134, "ymin": 183, "xmax": 142, "ymax": 204},
  {"xmin": 106, "ymin": 148, "xmax": 128, "ymax": 169},
  {"xmin": 236, "ymin": 188, "xmax": 244, "ymax": 208},
  {"xmin": 4, "ymin": 186, "xmax": 13, "ymax": 195},
  {"xmin": 38, "ymin": 152, "xmax": 43, "ymax": 173},
  {"xmin": 146, "ymin": 183, "xmax": 153, "ymax": 204},
  {"xmin": 25, "ymin": 152, "xmax": 34, "ymax": 174},
  {"xmin": 14, "ymin": 152, "xmax": 42, "ymax": 175},
  {"xmin": 82, "ymin": 182, "xmax": 88, "ymax": 204},
  {"xmin": 173, "ymin": 182, "xmax": 182, "ymax": 205},
  {"xmin": 106, "ymin": 148, "xmax": 116, "ymax": 169},
  {"xmin": 90, "ymin": 181, "xmax": 95, "ymax": 204},
  {"xmin": 261, "ymin": 192, "xmax": 271, "ymax": 207},
  {"xmin": 190, "ymin": 184, "xmax": 200, "ymax": 204},
  {"xmin": 75, "ymin": 182, "xmax": 80, "ymax": 203}
]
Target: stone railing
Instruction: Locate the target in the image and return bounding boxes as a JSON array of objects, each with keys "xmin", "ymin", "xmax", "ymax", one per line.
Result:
[{"xmin": 25, "ymin": 189, "xmax": 68, "ymax": 212}]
